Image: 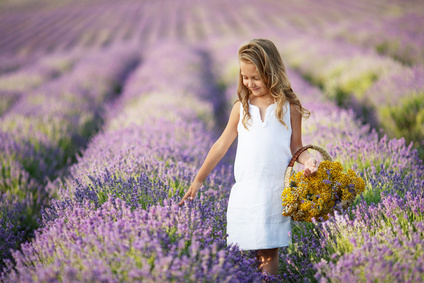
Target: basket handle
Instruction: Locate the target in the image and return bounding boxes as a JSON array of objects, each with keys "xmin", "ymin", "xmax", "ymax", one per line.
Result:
[{"xmin": 284, "ymin": 144, "xmax": 333, "ymax": 188}]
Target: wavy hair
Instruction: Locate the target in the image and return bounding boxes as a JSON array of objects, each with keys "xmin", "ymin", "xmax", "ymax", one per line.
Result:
[{"xmin": 237, "ymin": 38, "xmax": 310, "ymax": 129}]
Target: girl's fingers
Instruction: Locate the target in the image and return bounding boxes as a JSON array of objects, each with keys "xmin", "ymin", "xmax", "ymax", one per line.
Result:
[
  {"xmin": 179, "ymin": 191, "xmax": 189, "ymax": 206},
  {"xmin": 304, "ymin": 166, "xmax": 317, "ymax": 177},
  {"xmin": 179, "ymin": 190, "xmax": 195, "ymax": 206}
]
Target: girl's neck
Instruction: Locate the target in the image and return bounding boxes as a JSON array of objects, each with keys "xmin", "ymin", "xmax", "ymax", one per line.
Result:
[{"xmin": 249, "ymin": 94, "xmax": 275, "ymax": 106}]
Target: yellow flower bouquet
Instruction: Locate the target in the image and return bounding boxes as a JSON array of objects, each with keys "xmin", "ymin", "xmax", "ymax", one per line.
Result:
[{"xmin": 281, "ymin": 145, "xmax": 365, "ymax": 222}]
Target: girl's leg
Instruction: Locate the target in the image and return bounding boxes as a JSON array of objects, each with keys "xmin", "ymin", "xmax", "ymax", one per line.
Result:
[{"xmin": 257, "ymin": 248, "xmax": 278, "ymax": 275}]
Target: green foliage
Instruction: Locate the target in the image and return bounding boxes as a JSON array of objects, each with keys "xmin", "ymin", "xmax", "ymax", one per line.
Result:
[
  {"xmin": 379, "ymin": 92, "xmax": 424, "ymax": 147},
  {"xmin": 375, "ymin": 40, "xmax": 417, "ymax": 66},
  {"xmin": 1, "ymin": 160, "xmax": 33, "ymax": 198},
  {"xmin": 320, "ymin": 191, "xmax": 424, "ymax": 270},
  {"xmin": 324, "ymin": 70, "xmax": 378, "ymax": 107},
  {"xmin": 354, "ymin": 184, "xmax": 381, "ymax": 207},
  {"xmin": 375, "ymin": 40, "xmax": 400, "ymax": 59}
]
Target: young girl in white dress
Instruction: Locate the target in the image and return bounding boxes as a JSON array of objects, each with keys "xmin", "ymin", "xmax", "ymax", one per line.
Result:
[{"xmin": 179, "ymin": 38, "xmax": 318, "ymax": 276}]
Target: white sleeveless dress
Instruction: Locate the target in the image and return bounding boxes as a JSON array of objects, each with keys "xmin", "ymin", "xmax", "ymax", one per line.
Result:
[{"xmin": 226, "ymin": 100, "xmax": 292, "ymax": 250}]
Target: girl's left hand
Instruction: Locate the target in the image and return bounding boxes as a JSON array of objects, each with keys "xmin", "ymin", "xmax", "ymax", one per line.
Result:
[
  {"xmin": 179, "ymin": 181, "xmax": 203, "ymax": 206},
  {"xmin": 304, "ymin": 157, "xmax": 318, "ymax": 177}
]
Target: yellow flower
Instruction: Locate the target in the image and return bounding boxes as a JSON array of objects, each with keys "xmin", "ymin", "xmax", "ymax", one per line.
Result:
[{"xmin": 281, "ymin": 160, "xmax": 365, "ymax": 222}]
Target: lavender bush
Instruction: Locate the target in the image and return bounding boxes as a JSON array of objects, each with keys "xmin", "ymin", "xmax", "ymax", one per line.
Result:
[
  {"xmin": 0, "ymin": 55, "xmax": 33, "ymax": 75},
  {"xmin": 2, "ymin": 197, "xmax": 263, "ymax": 283},
  {"xmin": 268, "ymin": 29, "xmax": 403, "ymax": 105},
  {"xmin": 326, "ymin": 6, "xmax": 424, "ymax": 66},
  {"xmin": 244, "ymin": 0, "xmax": 424, "ymax": 66},
  {"xmin": 363, "ymin": 65, "xmax": 424, "ymax": 156},
  {"xmin": 1, "ymin": 45, "xmax": 139, "ymax": 184},
  {"xmin": 210, "ymin": 35, "xmax": 424, "ymax": 282},
  {"xmin": 314, "ymin": 189, "xmax": 424, "ymax": 283},
  {"xmin": 0, "ymin": 44, "xmax": 139, "ymax": 269},
  {"xmin": 54, "ymin": 42, "xmax": 221, "ymax": 198},
  {"xmin": 0, "ymin": 0, "xmax": 423, "ymax": 282},
  {"xmin": 0, "ymin": 194, "xmax": 27, "ymax": 263},
  {"xmin": 0, "ymin": 53, "xmax": 77, "ymax": 92},
  {"xmin": 0, "ymin": 53, "xmax": 81, "ymax": 116},
  {"xmin": 0, "ymin": 40, "xmax": 274, "ymax": 281}
]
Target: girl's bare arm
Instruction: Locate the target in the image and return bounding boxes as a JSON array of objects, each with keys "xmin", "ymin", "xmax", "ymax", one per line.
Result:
[
  {"xmin": 290, "ymin": 103, "xmax": 317, "ymax": 177},
  {"xmin": 179, "ymin": 101, "xmax": 240, "ymax": 205}
]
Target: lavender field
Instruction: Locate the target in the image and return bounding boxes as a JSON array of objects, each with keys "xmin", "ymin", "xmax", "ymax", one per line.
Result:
[{"xmin": 0, "ymin": 0, "xmax": 423, "ymax": 282}]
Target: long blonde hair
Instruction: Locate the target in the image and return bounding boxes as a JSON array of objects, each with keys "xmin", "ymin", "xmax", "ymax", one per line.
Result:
[{"xmin": 237, "ymin": 38, "xmax": 310, "ymax": 129}]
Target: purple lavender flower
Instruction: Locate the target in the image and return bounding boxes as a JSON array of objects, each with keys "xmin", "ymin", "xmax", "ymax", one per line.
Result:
[{"xmin": 0, "ymin": 1, "xmax": 423, "ymax": 282}]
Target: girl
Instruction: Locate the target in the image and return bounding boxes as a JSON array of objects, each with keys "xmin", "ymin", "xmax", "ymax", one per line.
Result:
[{"xmin": 179, "ymin": 38, "xmax": 317, "ymax": 276}]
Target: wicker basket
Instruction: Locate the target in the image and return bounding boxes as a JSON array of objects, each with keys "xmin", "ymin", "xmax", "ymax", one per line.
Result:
[
  {"xmin": 284, "ymin": 144, "xmax": 333, "ymax": 189},
  {"xmin": 283, "ymin": 144, "xmax": 354, "ymax": 222}
]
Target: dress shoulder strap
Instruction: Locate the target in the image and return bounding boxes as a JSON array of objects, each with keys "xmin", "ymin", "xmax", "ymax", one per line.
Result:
[
  {"xmin": 239, "ymin": 101, "xmax": 243, "ymax": 119},
  {"xmin": 284, "ymin": 100, "xmax": 291, "ymax": 130}
]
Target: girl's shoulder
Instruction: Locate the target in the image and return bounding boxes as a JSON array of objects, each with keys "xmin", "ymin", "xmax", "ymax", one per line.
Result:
[
  {"xmin": 233, "ymin": 100, "xmax": 242, "ymax": 112},
  {"xmin": 230, "ymin": 100, "xmax": 241, "ymax": 117},
  {"xmin": 289, "ymin": 102, "xmax": 302, "ymax": 120}
]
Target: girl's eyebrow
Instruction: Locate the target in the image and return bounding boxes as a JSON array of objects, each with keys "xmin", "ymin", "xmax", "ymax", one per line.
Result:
[{"xmin": 240, "ymin": 73, "xmax": 258, "ymax": 77}]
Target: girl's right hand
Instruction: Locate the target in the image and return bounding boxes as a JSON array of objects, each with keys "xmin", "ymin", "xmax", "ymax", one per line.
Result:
[
  {"xmin": 178, "ymin": 181, "xmax": 203, "ymax": 206},
  {"xmin": 304, "ymin": 157, "xmax": 318, "ymax": 177}
]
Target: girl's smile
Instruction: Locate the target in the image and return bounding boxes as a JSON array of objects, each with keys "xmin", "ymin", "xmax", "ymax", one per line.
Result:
[{"xmin": 240, "ymin": 60, "xmax": 269, "ymax": 98}]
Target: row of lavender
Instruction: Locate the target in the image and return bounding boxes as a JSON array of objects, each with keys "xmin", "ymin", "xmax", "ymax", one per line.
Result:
[
  {"xmin": 1, "ymin": 41, "xmax": 267, "ymax": 282},
  {"xmin": 0, "ymin": 52, "xmax": 78, "ymax": 116},
  {"xmin": 0, "ymin": 1, "xmax": 423, "ymax": 281},
  {"xmin": 266, "ymin": 27, "xmax": 424, "ymax": 157},
  {"xmin": 209, "ymin": 36, "xmax": 424, "ymax": 281},
  {"xmin": 0, "ymin": 0, "xmax": 213, "ymax": 60},
  {"xmin": 193, "ymin": 0, "xmax": 424, "ymax": 157},
  {"xmin": 259, "ymin": 0, "xmax": 424, "ymax": 66},
  {"xmin": 284, "ymin": 70, "xmax": 424, "ymax": 282},
  {"xmin": 2, "ymin": 0, "xmax": 421, "ymax": 153},
  {"xmin": 3, "ymin": 0, "xmax": 422, "ymax": 68},
  {"xmin": 2, "ymin": 35, "xmax": 423, "ymax": 281},
  {"xmin": 0, "ymin": 0, "xmax": 231, "ymax": 87},
  {"xmin": 0, "ymin": 44, "xmax": 139, "ymax": 266},
  {"xmin": 224, "ymin": 0, "xmax": 424, "ymax": 157},
  {"xmin": 186, "ymin": 0, "xmax": 424, "ymax": 158}
]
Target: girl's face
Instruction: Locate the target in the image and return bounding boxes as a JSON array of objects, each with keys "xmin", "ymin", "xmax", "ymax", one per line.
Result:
[{"xmin": 240, "ymin": 60, "xmax": 269, "ymax": 98}]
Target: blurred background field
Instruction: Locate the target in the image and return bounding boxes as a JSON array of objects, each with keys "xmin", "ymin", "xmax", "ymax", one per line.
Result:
[{"xmin": 0, "ymin": 0, "xmax": 423, "ymax": 282}]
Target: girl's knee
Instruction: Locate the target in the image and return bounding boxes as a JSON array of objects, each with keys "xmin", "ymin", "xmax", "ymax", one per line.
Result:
[{"xmin": 258, "ymin": 248, "xmax": 278, "ymax": 259}]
